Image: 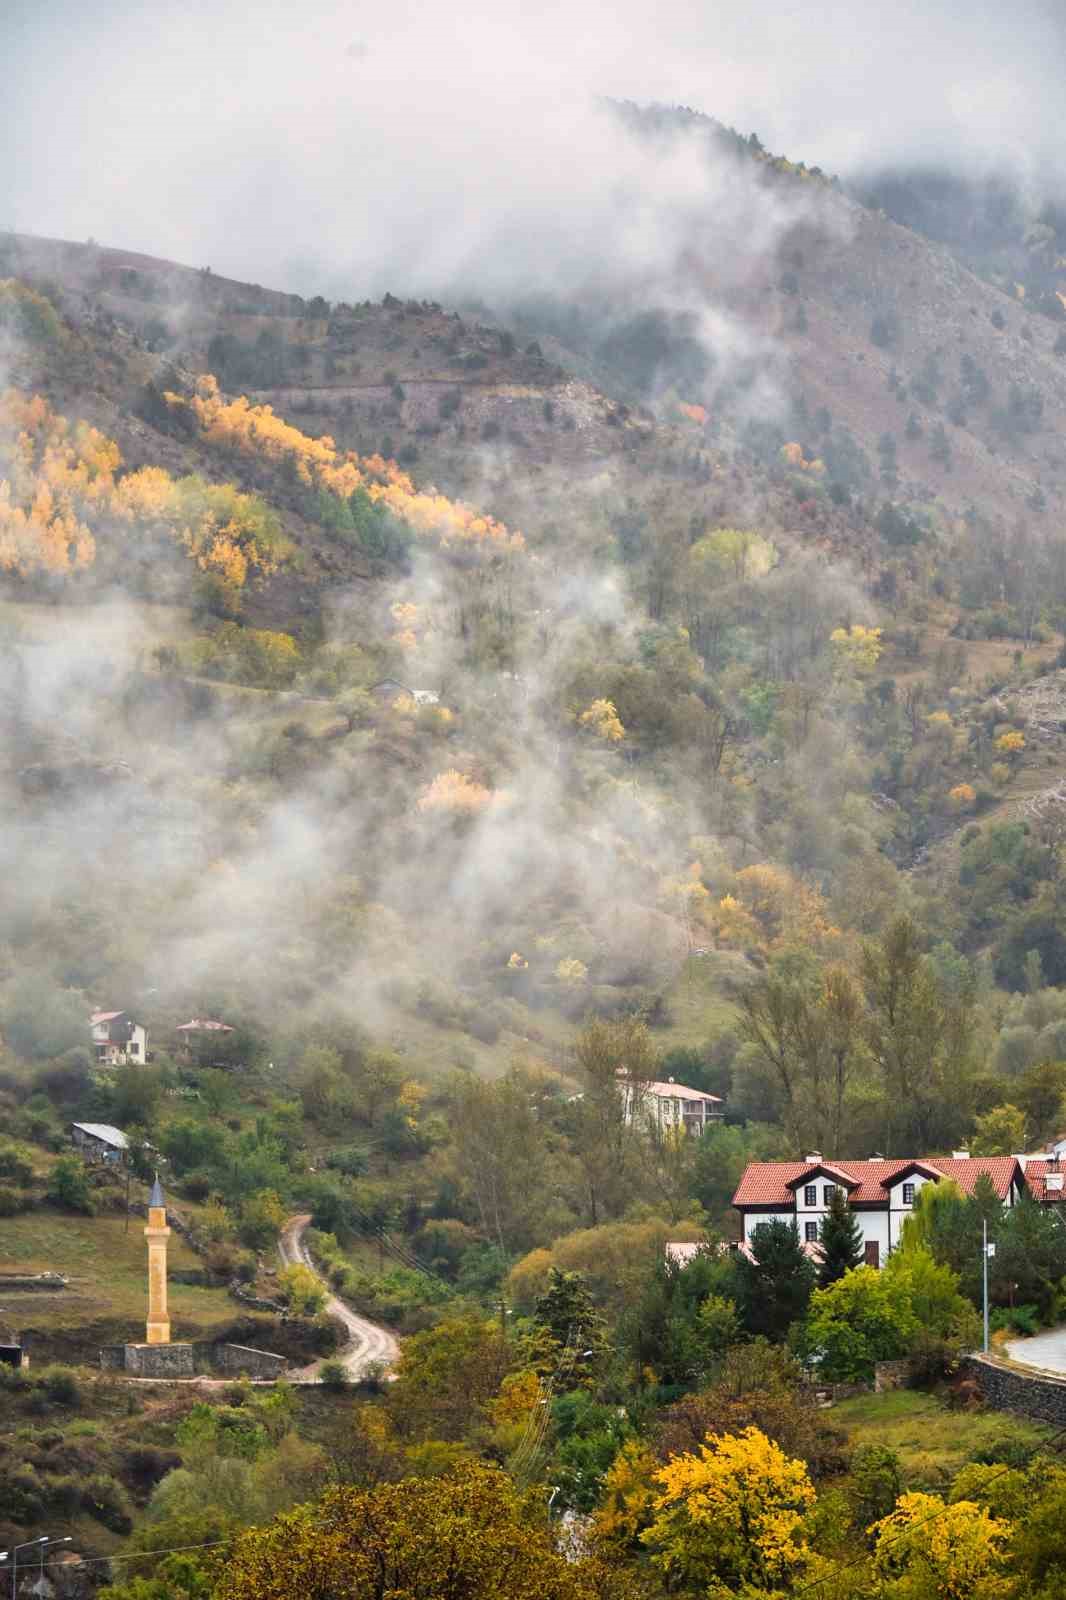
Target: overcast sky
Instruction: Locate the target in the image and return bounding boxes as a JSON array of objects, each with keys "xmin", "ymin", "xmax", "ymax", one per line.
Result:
[{"xmin": 5, "ymin": 0, "xmax": 1065, "ymax": 293}]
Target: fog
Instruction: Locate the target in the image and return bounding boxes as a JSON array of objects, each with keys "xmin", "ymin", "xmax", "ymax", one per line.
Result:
[{"xmin": 4, "ymin": 0, "xmax": 1065, "ymax": 295}]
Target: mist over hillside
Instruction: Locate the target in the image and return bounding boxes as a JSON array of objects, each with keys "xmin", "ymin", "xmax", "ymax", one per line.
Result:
[{"xmin": 9, "ymin": 5, "xmax": 1066, "ymax": 1591}]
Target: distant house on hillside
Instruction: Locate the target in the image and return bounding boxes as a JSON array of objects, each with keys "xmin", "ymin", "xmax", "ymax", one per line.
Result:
[
  {"xmin": 619, "ymin": 1076, "xmax": 724, "ymax": 1136},
  {"xmin": 369, "ymin": 679, "xmax": 440, "ymax": 707},
  {"xmin": 90, "ymin": 1011, "xmax": 149, "ymax": 1066},
  {"xmin": 70, "ymin": 1122, "xmax": 129, "ymax": 1163},
  {"xmin": 176, "ymin": 1018, "xmax": 236, "ymax": 1064}
]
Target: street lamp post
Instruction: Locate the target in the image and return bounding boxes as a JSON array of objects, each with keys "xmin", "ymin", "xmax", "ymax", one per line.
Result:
[{"xmin": 0, "ymin": 1535, "xmax": 72, "ymax": 1598}]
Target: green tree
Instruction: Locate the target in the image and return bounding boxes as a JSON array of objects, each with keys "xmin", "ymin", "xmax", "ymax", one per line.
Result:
[
  {"xmin": 46, "ymin": 1154, "xmax": 95, "ymax": 1214},
  {"xmin": 387, "ymin": 1318, "xmax": 515, "ymax": 1443},
  {"xmin": 3, "ymin": 977, "xmax": 86, "ymax": 1060},
  {"xmin": 862, "ymin": 915, "xmax": 976, "ymax": 1152},
  {"xmin": 214, "ymin": 1462, "xmax": 632, "ymax": 1600},
  {"xmin": 533, "ymin": 1267, "xmax": 607, "ymax": 1387},
  {"xmin": 238, "ymin": 1188, "xmax": 287, "ymax": 1251},
  {"xmin": 802, "ymin": 1267, "xmax": 918, "ymax": 1382},
  {"xmin": 276, "ymin": 1263, "xmax": 325, "ymax": 1315},
  {"xmin": 970, "ymin": 1103, "xmax": 1026, "ymax": 1156},
  {"xmin": 569, "ymin": 1016, "xmax": 658, "ymax": 1226},
  {"xmin": 818, "ymin": 1186, "xmax": 865, "ymax": 1286},
  {"xmin": 736, "ymin": 1220, "xmax": 815, "ymax": 1342}
]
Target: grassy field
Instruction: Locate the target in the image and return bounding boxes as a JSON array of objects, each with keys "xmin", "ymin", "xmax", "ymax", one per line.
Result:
[
  {"xmin": 0, "ymin": 1209, "xmax": 236, "ymax": 1335},
  {"xmin": 831, "ymin": 1390, "xmax": 1058, "ymax": 1491}
]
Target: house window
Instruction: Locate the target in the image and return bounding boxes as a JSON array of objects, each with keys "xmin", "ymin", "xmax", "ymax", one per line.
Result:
[
  {"xmin": 823, "ymin": 1184, "xmax": 837, "ymax": 1205},
  {"xmin": 129, "ymin": 1042, "xmax": 139, "ymax": 1055},
  {"xmin": 804, "ymin": 1185, "xmax": 817, "ymax": 1206},
  {"xmin": 805, "ymin": 1221, "xmax": 818, "ymax": 1242},
  {"xmin": 902, "ymin": 1183, "xmax": 915, "ymax": 1205}
]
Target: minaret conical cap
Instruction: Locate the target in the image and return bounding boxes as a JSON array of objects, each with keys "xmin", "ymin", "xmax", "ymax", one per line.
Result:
[{"xmin": 149, "ymin": 1173, "xmax": 165, "ymax": 1208}]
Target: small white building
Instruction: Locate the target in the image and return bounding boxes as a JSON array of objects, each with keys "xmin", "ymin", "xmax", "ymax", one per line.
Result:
[
  {"xmin": 90, "ymin": 1010, "xmax": 149, "ymax": 1066},
  {"xmin": 620, "ymin": 1076, "xmax": 724, "ymax": 1136},
  {"xmin": 733, "ymin": 1152, "xmax": 1024, "ymax": 1269},
  {"xmin": 70, "ymin": 1122, "xmax": 129, "ymax": 1163}
]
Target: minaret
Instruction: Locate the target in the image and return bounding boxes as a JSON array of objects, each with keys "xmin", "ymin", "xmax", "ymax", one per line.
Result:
[{"xmin": 144, "ymin": 1174, "xmax": 171, "ymax": 1345}]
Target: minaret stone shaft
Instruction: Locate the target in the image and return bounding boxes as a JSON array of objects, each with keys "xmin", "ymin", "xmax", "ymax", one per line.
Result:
[{"xmin": 144, "ymin": 1173, "xmax": 171, "ymax": 1344}]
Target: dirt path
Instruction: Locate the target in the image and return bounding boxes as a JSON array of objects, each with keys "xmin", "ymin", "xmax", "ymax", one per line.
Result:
[{"xmin": 278, "ymin": 1213, "xmax": 400, "ymax": 1382}]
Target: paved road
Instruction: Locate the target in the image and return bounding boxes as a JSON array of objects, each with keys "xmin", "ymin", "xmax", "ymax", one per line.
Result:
[
  {"xmin": 278, "ymin": 1213, "xmax": 400, "ymax": 1382},
  {"xmin": 1003, "ymin": 1327, "xmax": 1066, "ymax": 1373}
]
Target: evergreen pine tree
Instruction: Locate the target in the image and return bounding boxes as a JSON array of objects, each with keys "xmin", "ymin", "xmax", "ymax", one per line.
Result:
[
  {"xmin": 736, "ymin": 1220, "xmax": 815, "ymax": 1341},
  {"xmin": 532, "ymin": 1267, "xmax": 607, "ymax": 1386},
  {"xmin": 818, "ymin": 1186, "xmax": 865, "ymax": 1286}
]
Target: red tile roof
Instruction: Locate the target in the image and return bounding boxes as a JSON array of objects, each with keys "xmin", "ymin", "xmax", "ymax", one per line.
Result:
[
  {"xmin": 1022, "ymin": 1160, "xmax": 1066, "ymax": 1202},
  {"xmin": 645, "ymin": 1080, "xmax": 722, "ymax": 1103},
  {"xmin": 734, "ymin": 1156, "xmax": 1018, "ymax": 1208}
]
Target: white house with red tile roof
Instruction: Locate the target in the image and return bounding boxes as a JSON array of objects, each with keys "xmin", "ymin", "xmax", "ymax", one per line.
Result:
[
  {"xmin": 1019, "ymin": 1153, "xmax": 1066, "ymax": 1205},
  {"xmin": 90, "ymin": 1010, "xmax": 149, "ymax": 1066},
  {"xmin": 620, "ymin": 1077, "xmax": 724, "ymax": 1136},
  {"xmin": 733, "ymin": 1153, "xmax": 1024, "ymax": 1268}
]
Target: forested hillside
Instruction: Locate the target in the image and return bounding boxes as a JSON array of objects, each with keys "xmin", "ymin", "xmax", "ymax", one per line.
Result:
[{"xmin": 6, "ymin": 100, "xmax": 1066, "ymax": 1597}]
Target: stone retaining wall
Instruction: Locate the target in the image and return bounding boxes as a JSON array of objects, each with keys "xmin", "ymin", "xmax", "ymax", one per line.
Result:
[
  {"xmin": 962, "ymin": 1354, "xmax": 1066, "ymax": 1425},
  {"xmin": 211, "ymin": 1342, "xmax": 289, "ymax": 1378},
  {"xmin": 99, "ymin": 1340, "xmax": 289, "ymax": 1378},
  {"xmin": 121, "ymin": 1342, "xmax": 197, "ymax": 1378}
]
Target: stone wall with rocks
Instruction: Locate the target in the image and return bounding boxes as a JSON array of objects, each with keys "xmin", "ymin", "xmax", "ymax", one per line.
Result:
[
  {"xmin": 211, "ymin": 1342, "xmax": 289, "ymax": 1378},
  {"xmin": 112, "ymin": 1342, "xmax": 196, "ymax": 1377},
  {"xmin": 962, "ymin": 1354, "xmax": 1066, "ymax": 1425}
]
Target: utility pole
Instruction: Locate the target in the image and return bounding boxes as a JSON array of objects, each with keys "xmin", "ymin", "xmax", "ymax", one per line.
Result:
[{"xmin": 982, "ymin": 1219, "xmax": 996, "ymax": 1354}]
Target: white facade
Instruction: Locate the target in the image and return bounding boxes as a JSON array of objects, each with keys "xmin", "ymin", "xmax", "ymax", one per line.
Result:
[
  {"xmin": 90, "ymin": 1011, "xmax": 149, "ymax": 1065},
  {"xmin": 619, "ymin": 1077, "xmax": 723, "ymax": 1136},
  {"xmin": 738, "ymin": 1158, "xmax": 1020, "ymax": 1268}
]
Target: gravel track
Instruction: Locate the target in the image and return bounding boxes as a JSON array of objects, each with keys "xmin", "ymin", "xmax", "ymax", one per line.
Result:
[{"xmin": 278, "ymin": 1213, "xmax": 400, "ymax": 1381}]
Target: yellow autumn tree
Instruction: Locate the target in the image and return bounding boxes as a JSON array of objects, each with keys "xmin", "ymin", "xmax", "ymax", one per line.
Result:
[
  {"xmin": 995, "ymin": 730, "xmax": 1025, "ymax": 756},
  {"xmin": 871, "ymin": 1491, "xmax": 1011, "ymax": 1599},
  {"xmin": 579, "ymin": 699, "xmax": 625, "ymax": 743},
  {"xmin": 166, "ymin": 375, "xmax": 524, "ymax": 558},
  {"xmin": 830, "ymin": 623, "xmax": 883, "ymax": 674},
  {"xmin": 716, "ymin": 863, "xmax": 840, "ymax": 955},
  {"xmin": 593, "ymin": 1439, "xmax": 659, "ymax": 1548},
  {"xmin": 641, "ymin": 1426, "xmax": 816, "ymax": 1595},
  {"xmin": 417, "ymin": 770, "xmax": 494, "ymax": 816}
]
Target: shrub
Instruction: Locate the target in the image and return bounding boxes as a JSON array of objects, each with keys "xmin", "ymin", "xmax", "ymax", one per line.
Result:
[
  {"xmin": 46, "ymin": 1156, "xmax": 95, "ymax": 1214},
  {"xmin": 278, "ymin": 1263, "xmax": 326, "ymax": 1316},
  {"xmin": 318, "ymin": 1359, "xmax": 349, "ymax": 1392},
  {"xmin": 0, "ymin": 1184, "xmax": 33, "ymax": 1215},
  {"xmin": 0, "ymin": 279, "xmax": 62, "ymax": 343},
  {"xmin": 40, "ymin": 1366, "xmax": 81, "ymax": 1406},
  {"xmin": 0, "ymin": 1139, "xmax": 35, "ymax": 1185},
  {"xmin": 82, "ymin": 1471, "xmax": 133, "ymax": 1533}
]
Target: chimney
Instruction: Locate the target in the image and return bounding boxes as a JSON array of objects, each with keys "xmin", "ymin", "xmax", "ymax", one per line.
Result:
[
  {"xmin": 805, "ymin": 1151, "xmax": 822, "ymax": 1164},
  {"xmin": 952, "ymin": 1150, "xmax": 971, "ymax": 1160}
]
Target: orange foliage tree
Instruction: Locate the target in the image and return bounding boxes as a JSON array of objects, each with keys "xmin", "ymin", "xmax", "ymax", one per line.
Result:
[{"xmin": 166, "ymin": 375, "xmax": 525, "ymax": 558}]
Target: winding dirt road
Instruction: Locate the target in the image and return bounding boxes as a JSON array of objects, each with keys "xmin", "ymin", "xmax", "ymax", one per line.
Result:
[{"xmin": 279, "ymin": 1213, "xmax": 400, "ymax": 1382}]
